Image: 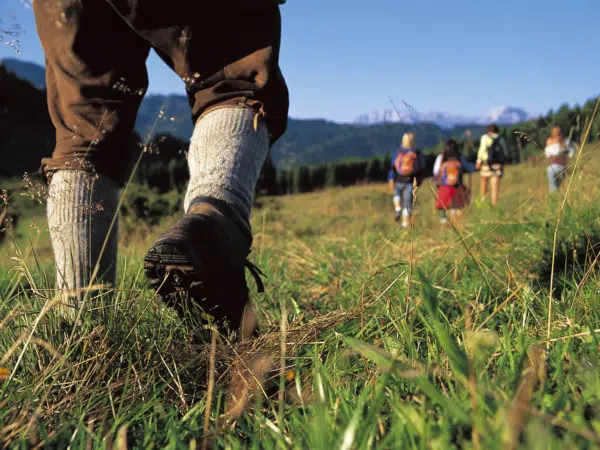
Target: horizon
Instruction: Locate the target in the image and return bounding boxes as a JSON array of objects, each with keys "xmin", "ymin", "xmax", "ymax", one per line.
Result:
[
  {"xmin": 0, "ymin": 55, "xmax": 595, "ymax": 129},
  {"xmin": 3, "ymin": 55, "xmax": 594, "ymax": 128},
  {"xmin": 1, "ymin": 0, "xmax": 598, "ymax": 122},
  {"xmin": 0, "ymin": 58, "xmax": 555, "ymax": 128}
]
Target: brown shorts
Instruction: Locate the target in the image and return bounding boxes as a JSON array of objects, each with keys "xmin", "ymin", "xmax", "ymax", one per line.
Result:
[
  {"xmin": 480, "ymin": 164, "xmax": 504, "ymax": 178},
  {"xmin": 33, "ymin": 0, "xmax": 289, "ymax": 185}
]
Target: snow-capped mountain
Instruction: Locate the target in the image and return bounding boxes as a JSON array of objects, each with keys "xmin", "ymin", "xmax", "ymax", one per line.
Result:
[
  {"xmin": 484, "ymin": 106, "xmax": 533, "ymax": 126},
  {"xmin": 354, "ymin": 106, "xmax": 536, "ymax": 129}
]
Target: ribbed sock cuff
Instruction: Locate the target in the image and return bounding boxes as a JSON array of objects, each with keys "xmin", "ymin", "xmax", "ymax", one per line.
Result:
[
  {"xmin": 184, "ymin": 107, "xmax": 269, "ymax": 228},
  {"xmin": 47, "ymin": 170, "xmax": 119, "ymax": 291}
]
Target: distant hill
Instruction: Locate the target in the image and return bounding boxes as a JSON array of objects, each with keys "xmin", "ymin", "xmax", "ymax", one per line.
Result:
[
  {"xmin": 134, "ymin": 99, "xmax": 486, "ymax": 166},
  {"xmin": 0, "ymin": 67, "xmax": 55, "ymax": 178},
  {"xmin": 0, "ymin": 57, "xmax": 46, "ymax": 90},
  {"xmin": 0, "ymin": 59, "xmax": 489, "ymax": 172},
  {"xmin": 1, "ymin": 57, "xmax": 533, "ymax": 131}
]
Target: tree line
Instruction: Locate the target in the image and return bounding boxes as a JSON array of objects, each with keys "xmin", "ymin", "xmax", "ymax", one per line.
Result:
[
  {"xmin": 2, "ymin": 64, "xmax": 597, "ymax": 193},
  {"xmin": 133, "ymin": 95, "xmax": 598, "ymax": 197},
  {"xmin": 135, "ymin": 136, "xmax": 462, "ymax": 195}
]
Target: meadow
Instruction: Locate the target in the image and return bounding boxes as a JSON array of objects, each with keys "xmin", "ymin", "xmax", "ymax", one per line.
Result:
[{"xmin": 1, "ymin": 139, "xmax": 600, "ymax": 449}]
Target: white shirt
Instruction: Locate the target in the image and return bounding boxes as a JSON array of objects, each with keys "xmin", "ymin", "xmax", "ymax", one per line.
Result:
[{"xmin": 544, "ymin": 138, "xmax": 575, "ymax": 160}]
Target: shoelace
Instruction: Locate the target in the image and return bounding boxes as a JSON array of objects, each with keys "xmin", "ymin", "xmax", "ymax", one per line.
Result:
[{"xmin": 245, "ymin": 260, "xmax": 266, "ymax": 294}]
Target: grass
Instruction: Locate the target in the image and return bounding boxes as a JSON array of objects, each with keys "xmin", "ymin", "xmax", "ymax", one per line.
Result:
[{"xmin": 2, "ymin": 143, "xmax": 600, "ymax": 448}]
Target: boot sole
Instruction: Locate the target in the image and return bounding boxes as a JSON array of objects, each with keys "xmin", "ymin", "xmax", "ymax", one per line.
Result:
[
  {"xmin": 144, "ymin": 238, "xmax": 205, "ymax": 298},
  {"xmin": 144, "ymin": 233, "xmax": 255, "ymax": 337}
]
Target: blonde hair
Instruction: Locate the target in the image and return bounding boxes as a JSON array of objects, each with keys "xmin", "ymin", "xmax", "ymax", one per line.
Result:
[{"xmin": 402, "ymin": 132, "xmax": 415, "ymax": 149}]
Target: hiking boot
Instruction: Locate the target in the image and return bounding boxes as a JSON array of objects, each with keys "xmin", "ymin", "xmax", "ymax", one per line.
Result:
[
  {"xmin": 144, "ymin": 197, "xmax": 263, "ymax": 339},
  {"xmin": 394, "ymin": 212, "xmax": 401, "ymax": 222}
]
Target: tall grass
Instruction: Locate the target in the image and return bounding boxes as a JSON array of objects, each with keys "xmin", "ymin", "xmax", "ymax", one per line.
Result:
[{"xmin": 1, "ymin": 133, "xmax": 600, "ymax": 448}]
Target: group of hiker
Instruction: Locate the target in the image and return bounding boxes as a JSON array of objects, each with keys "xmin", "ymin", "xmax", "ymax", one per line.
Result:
[{"xmin": 388, "ymin": 124, "xmax": 577, "ymax": 228}]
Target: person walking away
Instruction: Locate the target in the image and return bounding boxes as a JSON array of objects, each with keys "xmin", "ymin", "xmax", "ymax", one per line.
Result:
[
  {"xmin": 434, "ymin": 139, "xmax": 475, "ymax": 227},
  {"xmin": 544, "ymin": 125, "xmax": 576, "ymax": 193},
  {"xmin": 33, "ymin": 0, "xmax": 289, "ymax": 339},
  {"xmin": 433, "ymin": 138, "xmax": 475, "ymax": 188},
  {"xmin": 433, "ymin": 131, "xmax": 475, "ymax": 207},
  {"xmin": 388, "ymin": 132, "xmax": 425, "ymax": 228},
  {"xmin": 476, "ymin": 124, "xmax": 507, "ymax": 207}
]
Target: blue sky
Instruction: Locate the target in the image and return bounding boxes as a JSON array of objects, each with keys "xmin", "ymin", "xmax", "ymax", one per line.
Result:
[{"xmin": 1, "ymin": 0, "xmax": 598, "ymax": 122}]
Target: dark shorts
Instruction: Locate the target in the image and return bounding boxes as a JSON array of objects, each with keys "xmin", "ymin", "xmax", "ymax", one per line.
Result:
[{"xmin": 33, "ymin": 0, "xmax": 289, "ymax": 185}]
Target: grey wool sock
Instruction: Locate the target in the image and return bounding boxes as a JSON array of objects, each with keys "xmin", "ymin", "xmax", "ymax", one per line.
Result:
[
  {"xmin": 47, "ymin": 170, "xmax": 119, "ymax": 298},
  {"xmin": 184, "ymin": 107, "xmax": 269, "ymax": 228}
]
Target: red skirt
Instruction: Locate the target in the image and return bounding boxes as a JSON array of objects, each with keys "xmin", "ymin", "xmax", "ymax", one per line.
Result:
[{"xmin": 435, "ymin": 185, "xmax": 470, "ymax": 210}]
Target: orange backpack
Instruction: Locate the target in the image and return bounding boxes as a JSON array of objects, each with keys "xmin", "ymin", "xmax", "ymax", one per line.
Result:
[
  {"xmin": 394, "ymin": 150, "xmax": 419, "ymax": 177},
  {"xmin": 440, "ymin": 160, "xmax": 462, "ymax": 187}
]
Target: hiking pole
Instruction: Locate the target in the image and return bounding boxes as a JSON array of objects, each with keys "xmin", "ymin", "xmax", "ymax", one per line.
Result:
[
  {"xmin": 464, "ymin": 129, "xmax": 473, "ymax": 210},
  {"xmin": 465, "ymin": 129, "xmax": 473, "ymax": 189},
  {"xmin": 389, "ymin": 95, "xmax": 432, "ymax": 182},
  {"xmin": 388, "ymin": 96, "xmax": 424, "ymax": 143},
  {"xmin": 388, "ymin": 95, "xmax": 406, "ymax": 124}
]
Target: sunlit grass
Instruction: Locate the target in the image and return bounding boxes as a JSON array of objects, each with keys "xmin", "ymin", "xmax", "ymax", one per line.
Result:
[{"xmin": 1, "ymin": 139, "xmax": 600, "ymax": 448}]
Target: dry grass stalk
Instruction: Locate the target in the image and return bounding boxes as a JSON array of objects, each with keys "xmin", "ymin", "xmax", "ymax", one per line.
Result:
[
  {"xmin": 202, "ymin": 329, "xmax": 217, "ymax": 450},
  {"xmin": 503, "ymin": 344, "xmax": 546, "ymax": 450}
]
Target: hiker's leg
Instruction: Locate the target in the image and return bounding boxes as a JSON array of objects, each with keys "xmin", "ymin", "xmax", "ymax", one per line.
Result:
[
  {"xmin": 451, "ymin": 208, "xmax": 463, "ymax": 222},
  {"xmin": 480, "ymin": 174, "xmax": 489, "ymax": 200},
  {"xmin": 101, "ymin": 1, "xmax": 289, "ymax": 334},
  {"xmin": 184, "ymin": 108, "xmax": 269, "ymax": 229},
  {"xmin": 399, "ymin": 183, "xmax": 413, "ymax": 228},
  {"xmin": 490, "ymin": 176, "xmax": 500, "ymax": 207},
  {"xmin": 547, "ymin": 165, "xmax": 563, "ymax": 193},
  {"xmin": 106, "ymin": 1, "xmax": 289, "ymax": 229},
  {"xmin": 393, "ymin": 184, "xmax": 402, "ymax": 214},
  {"xmin": 556, "ymin": 165, "xmax": 566, "ymax": 190},
  {"xmin": 402, "ymin": 182, "xmax": 414, "ymax": 217},
  {"xmin": 438, "ymin": 209, "xmax": 448, "ymax": 225},
  {"xmin": 34, "ymin": 0, "xmax": 150, "ymax": 297},
  {"xmin": 547, "ymin": 166, "xmax": 556, "ymax": 193},
  {"xmin": 180, "ymin": 5, "xmax": 288, "ymax": 228},
  {"xmin": 393, "ymin": 183, "xmax": 403, "ymax": 221},
  {"xmin": 47, "ymin": 172, "xmax": 119, "ymax": 293},
  {"xmin": 556, "ymin": 172, "xmax": 563, "ymax": 191}
]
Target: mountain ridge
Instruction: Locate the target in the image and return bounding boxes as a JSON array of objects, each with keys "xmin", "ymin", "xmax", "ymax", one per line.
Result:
[
  {"xmin": 0, "ymin": 58, "xmax": 490, "ymax": 168},
  {"xmin": 1, "ymin": 57, "xmax": 534, "ymax": 130},
  {"xmin": 0, "ymin": 57, "xmax": 46, "ymax": 90},
  {"xmin": 353, "ymin": 105, "xmax": 536, "ymax": 129},
  {"xmin": 7, "ymin": 57, "xmax": 581, "ymax": 174}
]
